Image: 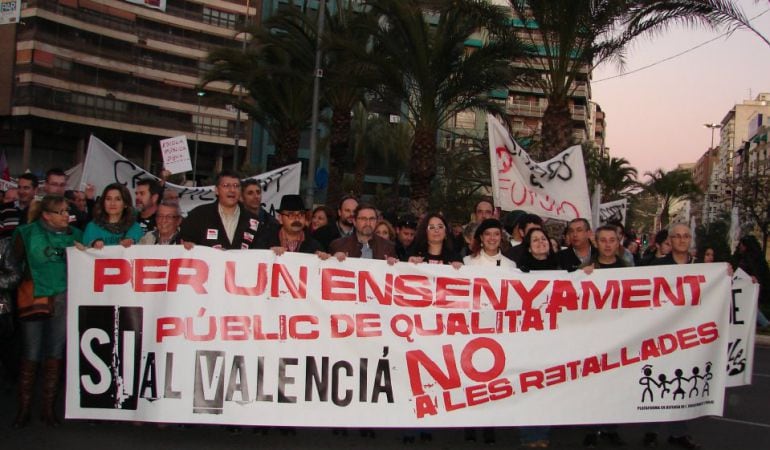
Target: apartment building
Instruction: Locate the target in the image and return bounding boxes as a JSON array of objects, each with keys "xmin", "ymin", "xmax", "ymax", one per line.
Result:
[{"xmin": 0, "ymin": 0, "xmax": 258, "ymax": 180}]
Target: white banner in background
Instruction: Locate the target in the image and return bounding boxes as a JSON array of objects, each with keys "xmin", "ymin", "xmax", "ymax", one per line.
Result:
[
  {"xmin": 0, "ymin": 0, "xmax": 21, "ymax": 25},
  {"xmin": 80, "ymin": 135, "xmax": 301, "ymax": 216},
  {"xmin": 599, "ymin": 199, "xmax": 628, "ymax": 226},
  {"xmin": 488, "ymin": 115, "xmax": 591, "ymax": 221},
  {"xmin": 726, "ymin": 269, "xmax": 759, "ymax": 387},
  {"xmin": 67, "ymin": 247, "xmax": 731, "ymax": 427}
]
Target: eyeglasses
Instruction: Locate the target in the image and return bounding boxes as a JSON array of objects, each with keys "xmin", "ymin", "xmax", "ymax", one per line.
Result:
[
  {"xmin": 156, "ymin": 214, "xmax": 180, "ymax": 221},
  {"xmin": 218, "ymin": 183, "xmax": 240, "ymax": 190},
  {"xmin": 46, "ymin": 209, "xmax": 69, "ymax": 216},
  {"xmin": 427, "ymin": 224, "xmax": 445, "ymax": 231},
  {"xmin": 671, "ymin": 234, "xmax": 691, "ymax": 240},
  {"xmin": 281, "ymin": 212, "xmax": 304, "ymax": 219}
]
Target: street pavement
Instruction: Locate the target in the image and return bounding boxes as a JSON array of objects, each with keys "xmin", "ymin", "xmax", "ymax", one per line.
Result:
[{"xmin": 1, "ymin": 341, "xmax": 769, "ymax": 449}]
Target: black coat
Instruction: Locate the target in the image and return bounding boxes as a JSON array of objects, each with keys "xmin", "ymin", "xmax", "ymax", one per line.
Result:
[{"xmin": 180, "ymin": 202, "xmax": 268, "ymax": 249}]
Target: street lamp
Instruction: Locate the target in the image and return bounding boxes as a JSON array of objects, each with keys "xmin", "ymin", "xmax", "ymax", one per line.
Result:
[
  {"xmin": 704, "ymin": 123, "xmax": 722, "ymax": 149},
  {"xmin": 193, "ymin": 90, "xmax": 205, "ymax": 183}
]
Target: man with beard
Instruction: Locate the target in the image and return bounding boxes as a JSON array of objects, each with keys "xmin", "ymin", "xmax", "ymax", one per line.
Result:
[
  {"xmin": 180, "ymin": 170, "xmax": 267, "ymax": 249},
  {"xmin": 134, "ymin": 178, "xmax": 162, "ymax": 234},
  {"xmin": 259, "ymin": 194, "xmax": 325, "ymax": 255},
  {"xmin": 395, "ymin": 214, "xmax": 417, "ymax": 261},
  {"xmin": 313, "ymin": 195, "xmax": 358, "ymax": 251},
  {"xmin": 240, "ymin": 179, "xmax": 278, "ymax": 228},
  {"xmin": 329, "ymin": 203, "xmax": 395, "ymax": 261}
]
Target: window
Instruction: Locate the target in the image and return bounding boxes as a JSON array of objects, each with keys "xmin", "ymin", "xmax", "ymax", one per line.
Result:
[
  {"xmin": 454, "ymin": 110, "xmax": 476, "ymax": 129},
  {"xmin": 203, "ymin": 7, "xmax": 239, "ymax": 30}
]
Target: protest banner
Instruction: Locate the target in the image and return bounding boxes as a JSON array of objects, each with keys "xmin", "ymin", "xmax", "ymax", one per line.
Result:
[
  {"xmin": 599, "ymin": 199, "xmax": 628, "ymax": 226},
  {"xmin": 159, "ymin": 135, "xmax": 193, "ymax": 175},
  {"xmin": 725, "ymin": 269, "xmax": 759, "ymax": 387},
  {"xmin": 0, "ymin": 0, "xmax": 21, "ymax": 25},
  {"xmin": 67, "ymin": 246, "xmax": 730, "ymax": 427},
  {"xmin": 0, "ymin": 178, "xmax": 16, "ymax": 191},
  {"xmin": 79, "ymin": 135, "xmax": 300, "ymax": 216},
  {"xmin": 487, "ymin": 115, "xmax": 591, "ymax": 221}
]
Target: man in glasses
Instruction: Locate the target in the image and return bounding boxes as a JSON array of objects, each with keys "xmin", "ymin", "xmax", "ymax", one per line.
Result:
[
  {"xmin": 260, "ymin": 194, "xmax": 324, "ymax": 256},
  {"xmin": 330, "ymin": 203, "xmax": 395, "ymax": 261},
  {"xmin": 139, "ymin": 200, "xmax": 183, "ymax": 245},
  {"xmin": 180, "ymin": 170, "xmax": 267, "ymax": 249}
]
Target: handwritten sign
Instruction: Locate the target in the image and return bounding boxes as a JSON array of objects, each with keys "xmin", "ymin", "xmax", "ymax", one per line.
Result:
[{"xmin": 160, "ymin": 135, "xmax": 192, "ymax": 175}]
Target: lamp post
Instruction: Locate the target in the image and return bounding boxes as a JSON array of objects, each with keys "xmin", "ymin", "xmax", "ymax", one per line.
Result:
[
  {"xmin": 305, "ymin": 0, "xmax": 326, "ymax": 209},
  {"xmin": 704, "ymin": 123, "xmax": 722, "ymax": 149},
  {"xmin": 193, "ymin": 90, "xmax": 205, "ymax": 183}
]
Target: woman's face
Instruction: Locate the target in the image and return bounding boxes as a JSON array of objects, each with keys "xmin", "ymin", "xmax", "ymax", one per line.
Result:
[
  {"xmin": 529, "ymin": 230, "xmax": 550, "ymax": 259},
  {"xmin": 704, "ymin": 248, "xmax": 715, "ymax": 263},
  {"xmin": 311, "ymin": 210, "xmax": 328, "ymax": 230},
  {"xmin": 481, "ymin": 227, "xmax": 502, "ymax": 253},
  {"xmin": 375, "ymin": 224, "xmax": 391, "ymax": 241},
  {"xmin": 103, "ymin": 189, "xmax": 125, "ymax": 220},
  {"xmin": 426, "ymin": 217, "xmax": 446, "ymax": 245},
  {"xmin": 659, "ymin": 239, "xmax": 672, "ymax": 256}
]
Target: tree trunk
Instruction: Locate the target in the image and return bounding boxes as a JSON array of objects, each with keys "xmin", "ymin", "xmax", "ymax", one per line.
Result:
[
  {"xmin": 326, "ymin": 106, "xmax": 352, "ymax": 208},
  {"xmin": 269, "ymin": 128, "xmax": 301, "ymax": 170},
  {"xmin": 409, "ymin": 126, "xmax": 437, "ymax": 216},
  {"xmin": 352, "ymin": 148, "xmax": 367, "ymax": 197},
  {"xmin": 540, "ymin": 96, "xmax": 573, "ymax": 161}
]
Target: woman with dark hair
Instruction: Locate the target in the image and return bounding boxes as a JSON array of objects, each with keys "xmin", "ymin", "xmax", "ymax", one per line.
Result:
[
  {"xmin": 408, "ymin": 213, "xmax": 462, "ymax": 268},
  {"xmin": 463, "ymin": 218, "xmax": 516, "ymax": 269},
  {"xmin": 12, "ymin": 195, "xmax": 82, "ymax": 427},
  {"xmin": 83, "ymin": 183, "xmax": 143, "ymax": 248},
  {"xmin": 518, "ymin": 228, "xmax": 561, "ymax": 273},
  {"xmin": 310, "ymin": 205, "xmax": 334, "ymax": 233},
  {"xmin": 733, "ymin": 235, "xmax": 770, "ymax": 328}
]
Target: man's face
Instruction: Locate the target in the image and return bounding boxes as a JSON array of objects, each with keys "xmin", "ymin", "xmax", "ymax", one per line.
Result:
[
  {"xmin": 45, "ymin": 174, "xmax": 67, "ymax": 196},
  {"xmin": 241, "ymin": 184, "xmax": 262, "ymax": 212},
  {"xmin": 17, "ymin": 179, "xmax": 35, "ymax": 205},
  {"xmin": 475, "ymin": 201, "xmax": 494, "ymax": 223},
  {"xmin": 397, "ymin": 226, "xmax": 416, "ymax": 247},
  {"xmin": 338, "ymin": 198, "xmax": 358, "ymax": 227},
  {"xmin": 135, "ymin": 185, "xmax": 156, "ymax": 212},
  {"xmin": 215, "ymin": 176, "xmax": 241, "ymax": 208},
  {"xmin": 669, "ymin": 224, "xmax": 692, "ymax": 255},
  {"xmin": 155, "ymin": 205, "xmax": 182, "ymax": 237},
  {"xmin": 280, "ymin": 210, "xmax": 306, "ymax": 233},
  {"xmin": 354, "ymin": 207, "xmax": 378, "ymax": 237},
  {"xmin": 596, "ymin": 230, "xmax": 619, "ymax": 259},
  {"xmin": 74, "ymin": 191, "xmax": 87, "ymax": 212},
  {"xmin": 567, "ymin": 220, "xmax": 591, "ymax": 247}
]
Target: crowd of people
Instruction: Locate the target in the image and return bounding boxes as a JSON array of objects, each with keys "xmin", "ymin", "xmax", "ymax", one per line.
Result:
[{"xmin": 0, "ymin": 167, "xmax": 767, "ymax": 450}]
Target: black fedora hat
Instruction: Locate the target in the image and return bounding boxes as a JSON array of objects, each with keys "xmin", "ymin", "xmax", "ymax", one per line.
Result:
[{"xmin": 278, "ymin": 194, "xmax": 307, "ymax": 212}]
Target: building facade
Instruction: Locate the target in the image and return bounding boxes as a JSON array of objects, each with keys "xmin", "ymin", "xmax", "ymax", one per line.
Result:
[{"xmin": 0, "ymin": 0, "xmax": 258, "ymax": 181}]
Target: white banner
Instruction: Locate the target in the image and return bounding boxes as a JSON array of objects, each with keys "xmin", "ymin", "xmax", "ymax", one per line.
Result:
[
  {"xmin": 0, "ymin": 0, "xmax": 21, "ymax": 25},
  {"xmin": 67, "ymin": 247, "xmax": 731, "ymax": 427},
  {"xmin": 726, "ymin": 269, "xmax": 759, "ymax": 387},
  {"xmin": 0, "ymin": 178, "xmax": 16, "ymax": 191},
  {"xmin": 488, "ymin": 115, "xmax": 591, "ymax": 221},
  {"xmin": 599, "ymin": 199, "xmax": 628, "ymax": 226},
  {"xmin": 79, "ymin": 135, "xmax": 301, "ymax": 216}
]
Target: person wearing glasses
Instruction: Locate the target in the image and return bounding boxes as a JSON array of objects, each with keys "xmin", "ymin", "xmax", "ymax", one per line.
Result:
[
  {"xmin": 11, "ymin": 195, "xmax": 82, "ymax": 428},
  {"xmin": 329, "ymin": 203, "xmax": 395, "ymax": 262},
  {"xmin": 139, "ymin": 200, "xmax": 184, "ymax": 245},
  {"xmin": 259, "ymin": 194, "xmax": 325, "ymax": 256},
  {"xmin": 82, "ymin": 183, "xmax": 143, "ymax": 248},
  {"xmin": 179, "ymin": 170, "xmax": 267, "ymax": 249},
  {"xmin": 407, "ymin": 212, "xmax": 462, "ymax": 268}
]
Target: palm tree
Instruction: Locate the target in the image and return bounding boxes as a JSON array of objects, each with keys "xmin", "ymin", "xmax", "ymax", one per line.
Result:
[
  {"xmin": 509, "ymin": 0, "xmax": 762, "ymax": 161},
  {"xmin": 597, "ymin": 156, "xmax": 638, "ymax": 201},
  {"xmin": 508, "ymin": 0, "xmax": 633, "ymax": 160},
  {"xmin": 348, "ymin": 0, "xmax": 528, "ymax": 215},
  {"xmin": 203, "ymin": 19, "xmax": 314, "ymax": 169},
  {"xmin": 642, "ymin": 168, "xmax": 701, "ymax": 228}
]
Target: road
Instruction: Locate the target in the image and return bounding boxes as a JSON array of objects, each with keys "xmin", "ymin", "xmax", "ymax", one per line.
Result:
[{"xmin": 1, "ymin": 343, "xmax": 769, "ymax": 449}]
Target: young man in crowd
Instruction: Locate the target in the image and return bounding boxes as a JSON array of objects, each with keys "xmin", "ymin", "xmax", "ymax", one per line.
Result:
[
  {"xmin": 395, "ymin": 214, "xmax": 418, "ymax": 261},
  {"xmin": 313, "ymin": 195, "xmax": 358, "ymax": 251},
  {"xmin": 0, "ymin": 173, "xmax": 38, "ymax": 238},
  {"xmin": 241, "ymin": 179, "xmax": 279, "ymax": 228},
  {"xmin": 558, "ymin": 218, "xmax": 597, "ymax": 272},
  {"xmin": 135, "ymin": 178, "xmax": 162, "ymax": 234}
]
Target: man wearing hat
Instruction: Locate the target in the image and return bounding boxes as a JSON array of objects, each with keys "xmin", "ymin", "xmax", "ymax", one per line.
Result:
[{"xmin": 259, "ymin": 194, "xmax": 325, "ymax": 255}]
